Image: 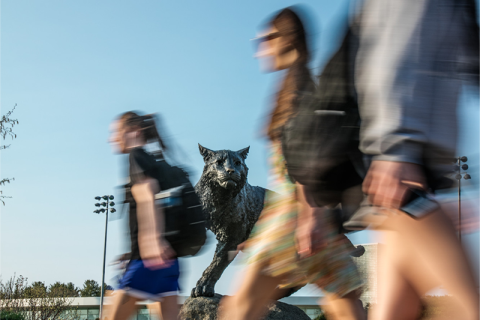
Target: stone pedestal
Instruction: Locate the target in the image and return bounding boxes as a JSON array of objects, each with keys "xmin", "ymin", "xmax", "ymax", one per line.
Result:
[{"xmin": 179, "ymin": 294, "xmax": 310, "ymax": 320}]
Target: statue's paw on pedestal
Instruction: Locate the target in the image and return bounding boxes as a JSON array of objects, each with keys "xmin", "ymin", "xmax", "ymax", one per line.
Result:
[
  {"xmin": 191, "ymin": 285, "xmax": 215, "ymax": 298},
  {"xmin": 179, "ymin": 294, "xmax": 311, "ymax": 320}
]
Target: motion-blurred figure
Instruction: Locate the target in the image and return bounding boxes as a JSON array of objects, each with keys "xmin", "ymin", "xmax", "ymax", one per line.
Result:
[
  {"xmin": 219, "ymin": 7, "xmax": 365, "ymax": 320},
  {"xmin": 105, "ymin": 112, "xmax": 179, "ymax": 320},
  {"xmin": 354, "ymin": 0, "xmax": 479, "ymax": 319}
]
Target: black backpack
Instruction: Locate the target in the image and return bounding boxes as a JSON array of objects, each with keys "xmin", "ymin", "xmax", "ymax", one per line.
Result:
[
  {"xmin": 124, "ymin": 157, "xmax": 207, "ymax": 258},
  {"xmin": 153, "ymin": 160, "xmax": 206, "ymax": 257},
  {"xmin": 282, "ymin": 27, "xmax": 363, "ymax": 191}
]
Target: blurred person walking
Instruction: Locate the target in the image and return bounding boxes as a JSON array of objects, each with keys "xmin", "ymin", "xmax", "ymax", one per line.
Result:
[
  {"xmin": 219, "ymin": 7, "xmax": 365, "ymax": 320},
  {"xmin": 352, "ymin": 0, "xmax": 480, "ymax": 319},
  {"xmin": 106, "ymin": 112, "xmax": 180, "ymax": 320}
]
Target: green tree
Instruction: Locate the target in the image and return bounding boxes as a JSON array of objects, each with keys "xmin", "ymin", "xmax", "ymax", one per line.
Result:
[
  {"xmin": 24, "ymin": 282, "xmax": 47, "ymax": 298},
  {"xmin": 48, "ymin": 282, "xmax": 79, "ymax": 298},
  {"xmin": 0, "ymin": 311, "xmax": 25, "ymax": 320},
  {"xmin": 103, "ymin": 283, "xmax": 114, "ymax": 293},
  {"xmin": 0, "ymin": 105, "xmax": 19, "ymax": 205},
  {"xmin": 0, "ymin": 275, "xmax": 78, "ymax": 320},
  {"xmin": 0, "ymin": 275, "xmax": 28, "ymax": 300},
  {"xmin": 80, "ymin": 280, "xmax": 101, "ymax": 297},
  {"xmin": 65, "ymin": 282, "xmax": 80, "ymax": 297}
]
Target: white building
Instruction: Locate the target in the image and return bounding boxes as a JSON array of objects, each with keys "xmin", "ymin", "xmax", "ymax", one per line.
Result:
[{"xmin": 70, "ymin": 295, "xmax": 324, "ymax": 320}]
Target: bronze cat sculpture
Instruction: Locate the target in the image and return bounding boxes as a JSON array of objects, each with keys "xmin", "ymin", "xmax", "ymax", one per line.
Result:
[
  {"xmin": 190, "ymin": 144, "xmax": 365, "ymax": 298},
  {"xmin": 191, "ymin": 144, "xmax": 266, "ymax": 297}
]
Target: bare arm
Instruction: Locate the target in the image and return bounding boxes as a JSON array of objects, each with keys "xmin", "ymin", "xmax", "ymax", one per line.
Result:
[{"xmin": 131, "ymin": 177, "xmax": 174, "ymax": 267}]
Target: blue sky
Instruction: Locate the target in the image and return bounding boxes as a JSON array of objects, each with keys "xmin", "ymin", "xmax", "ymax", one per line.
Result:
[{"xmin": 1, "ymin": 0, "xmax": 478, "ymax": 297}]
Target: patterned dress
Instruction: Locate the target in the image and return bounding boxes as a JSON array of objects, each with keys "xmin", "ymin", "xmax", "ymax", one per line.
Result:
[{"xmin": 245, "ymin": 142, "xmax": 363, "ymax": 297}]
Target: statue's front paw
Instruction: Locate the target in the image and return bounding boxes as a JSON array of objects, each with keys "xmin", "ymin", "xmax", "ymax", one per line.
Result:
[{"xmin": 191, "ymin": 285, "xmax": 215, "ymax": 298}]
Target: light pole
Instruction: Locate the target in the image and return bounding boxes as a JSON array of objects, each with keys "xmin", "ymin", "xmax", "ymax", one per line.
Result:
[
  {"xmin": 94, "ymin": 195, "xmax": 116, "ymax": 319},
  {"xmin": 454, "ymin": 156, "xmax": 471, "ymax": 244}
]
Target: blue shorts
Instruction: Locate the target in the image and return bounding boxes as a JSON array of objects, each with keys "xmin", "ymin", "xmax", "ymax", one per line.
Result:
[{"xmin": 117, "ymin": 259, "xmax": 180, "ymax": 301}]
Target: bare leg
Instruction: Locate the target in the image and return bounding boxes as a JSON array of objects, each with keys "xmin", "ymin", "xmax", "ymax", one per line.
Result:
[
  {"xmin": 370, "ymin": 234, "xmax": 422, "ymax": 320},
  {"xmin": 323, "ymin": 290, "xmax": 367, "ymax": 320},
  {"xmin": 220, "ymin": 262, "xmax": 367, "ymax": 320},
  {"xmin": 146, "ymin": 302, "xmax": 161, "ymax": 320},
  {"xmin": 159, "ymin": 296, "xmax": 180, "ymax": 320},
  {"xmin": 105, "ymin": 290, "xmax": 139, "ymax": 320},
  {"xmin": 375, "ymin": 209, "xmax": 479, "ymax": 320},
  {"xmin": 218, "ymin": 262, "xmax": 281, "ymax": 320}
]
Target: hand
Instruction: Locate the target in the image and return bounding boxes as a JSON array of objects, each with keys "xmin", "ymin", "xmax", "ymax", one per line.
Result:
[
  {"xmin": 363, "ymin": 161, "xmax": 427, "ymax": 209},
  {"xmin": 142, "ymin": 239, "xmax": 175, "ymax": 270},
  {"xmin": 295, "ymin": 207, "xmax": 327, "ymax": 259}
]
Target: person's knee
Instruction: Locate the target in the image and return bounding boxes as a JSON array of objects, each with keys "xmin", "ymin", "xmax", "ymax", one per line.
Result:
[{"xmin": 107, "ymin": 291, "xmax": 138, "ymax": 320}]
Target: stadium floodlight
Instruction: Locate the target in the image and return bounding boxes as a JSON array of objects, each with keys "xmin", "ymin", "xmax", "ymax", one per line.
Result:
[
  {"xmin": 94, "ymin": 195, "xmax": 116, "ymax": 319},
  {"xmin": 454, "ymin": 156, "xmax": 472, "ymax": 244}
]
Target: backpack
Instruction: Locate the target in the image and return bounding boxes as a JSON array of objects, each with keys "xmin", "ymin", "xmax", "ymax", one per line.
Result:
[
  {"xmin": 153, "ymin": 160, "xmax": 207, "ymax": 257},
  {"xmin": 282, "ymin": 27, "xmax": 363, "ymax": 190},
  {"xmin": 124, "ymin": 156, "xmax": 207, "ymax": 258}
]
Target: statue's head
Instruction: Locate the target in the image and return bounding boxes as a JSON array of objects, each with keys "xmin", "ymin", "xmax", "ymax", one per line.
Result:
[{"xmin": 198, "ymin": 144, "xmax": 249, "ymax": 194}]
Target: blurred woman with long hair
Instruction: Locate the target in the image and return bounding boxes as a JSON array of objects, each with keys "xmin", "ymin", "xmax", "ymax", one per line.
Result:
[
  {"xmin": 220, "ymin": 7, "xmax": 365, "ymax": 320},
  {"xmin": 106, "ymin": 112, "xmax": 179, "ymax": 320}
]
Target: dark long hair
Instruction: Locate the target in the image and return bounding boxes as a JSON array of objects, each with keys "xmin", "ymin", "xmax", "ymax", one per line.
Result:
[
  {"xmin": 265, "ymin": 6, "xmax": 314, "ymax": 141},
  {"xmin": 119, "ymin": 111, "xmax": 167, "ymax": 154},
  {"xmin": 118, "ymin": 111, "xmax": 194, "ymax": 178}
]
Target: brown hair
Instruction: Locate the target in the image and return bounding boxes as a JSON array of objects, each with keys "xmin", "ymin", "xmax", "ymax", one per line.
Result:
[
  {"xmin": 265, "ymin": 7, "xmax": 313, "ymax": 141},
  {"xmin": 119, "ymin": 111, "xmax": 167, "ymax": 151}
]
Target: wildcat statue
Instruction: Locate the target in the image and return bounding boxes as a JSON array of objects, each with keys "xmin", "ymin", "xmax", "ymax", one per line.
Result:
[{"xmin": 191, "ymin": 144, "xmax": 266, "ymax": 297}]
